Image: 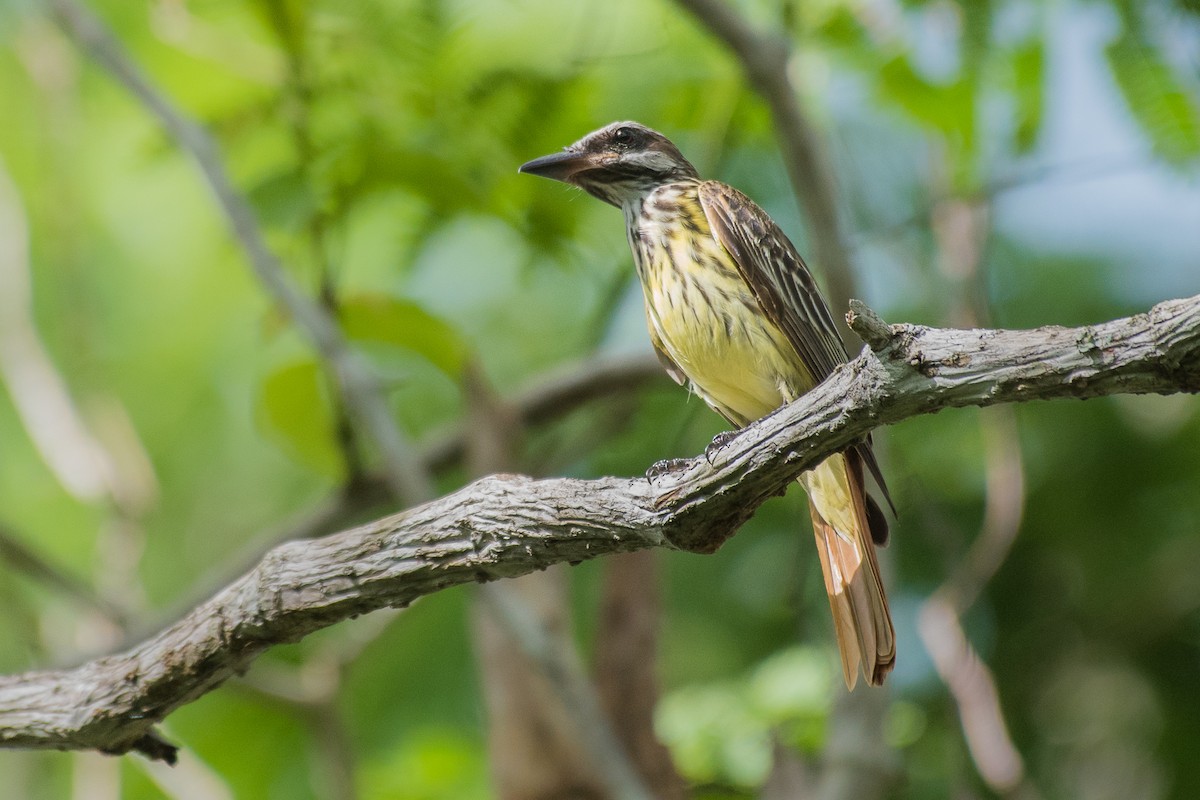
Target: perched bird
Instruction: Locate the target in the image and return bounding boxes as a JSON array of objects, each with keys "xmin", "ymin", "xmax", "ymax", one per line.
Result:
[{"xmin": 520, "ymin": 121, "xmax": 896, "ymax": 687}]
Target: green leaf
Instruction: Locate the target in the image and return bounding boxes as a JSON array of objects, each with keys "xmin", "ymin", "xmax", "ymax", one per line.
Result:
[
  {"xmin": 255, "ymin": 359, "xmax": 341, "ymax": 475},
  {"xmin": 877, "ymin": 55, "xmax": 976, "ymax": 142},
  {"xmin": 340, "ymin": 294, "xmax": 468, "ymax": 378},
  {"xmin": 1105, "ymin": 32, "xmax": 1200, "ymax": 166},
  {"xmin": 876, "ymin": 54, "xmax": 978, "ymax": 187},
  {"xmin": 959, "ymin": 0, "xmax": 994, "ymax": 79},
  {"xmin": 810, "ymin": 6, "xmax": 868, "ymax": 48},
  {"xmin": 360, "ymin": 729, "xmax": 489, "ymax": 800},
  {"xmin": 246, "ymin": 168, "xmax": 316, "ymax": 232},
  {"xmin": 1010, "ymin": 38, "xmax": 1045, "ymax": 153},
  {"xmin": 256, "ymin": 0, "xmax": 309, "ymax": 57}
]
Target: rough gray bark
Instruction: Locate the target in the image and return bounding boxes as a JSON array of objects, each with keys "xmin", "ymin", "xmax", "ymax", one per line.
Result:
[
  {"xmin": 0, "ymin": 474, "xmax": 666, "ymax": 762},
  {"xmin": 0, "ymin": 295, "xmax": 1197, "ymax": 762}
]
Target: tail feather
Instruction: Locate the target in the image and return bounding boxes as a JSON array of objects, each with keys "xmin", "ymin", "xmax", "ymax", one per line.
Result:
[{"xmin": 802, "ymin": 452, "xmax": 895, "ymax": 689}]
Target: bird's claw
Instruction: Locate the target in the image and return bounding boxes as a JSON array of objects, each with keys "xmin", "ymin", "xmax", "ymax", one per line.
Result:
[
  {"xmin": 704, "ymin": 430, "xmax": 740, "ymax": 464},
  {"xmin": 645, "ymin": 458, "xmax": 692, "ymax": 482}
]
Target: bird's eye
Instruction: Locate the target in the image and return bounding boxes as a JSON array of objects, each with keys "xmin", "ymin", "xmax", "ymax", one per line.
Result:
[{"xmin": 612, "ymin": 126, "xmax": 636, "ymax": 147}]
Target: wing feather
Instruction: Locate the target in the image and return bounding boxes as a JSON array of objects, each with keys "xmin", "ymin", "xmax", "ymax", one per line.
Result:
[
  {"xmin": 698, "ymin": 180, "xmax": 896, "ymax": 525},
  {"xmin": 697, "ymin": 181, "xmax": 847, "ymax": 382}
]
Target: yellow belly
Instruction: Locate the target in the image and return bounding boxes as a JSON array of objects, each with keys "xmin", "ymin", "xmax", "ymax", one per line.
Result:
[{"xmin": 637, "ymin": 212, "xmax": 812, "ymax": 425}]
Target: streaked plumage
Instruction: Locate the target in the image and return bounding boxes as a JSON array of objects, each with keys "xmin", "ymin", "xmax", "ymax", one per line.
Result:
[{"xmin": 520, "ymin": 121, "xmax": 895, "ymax": 688}]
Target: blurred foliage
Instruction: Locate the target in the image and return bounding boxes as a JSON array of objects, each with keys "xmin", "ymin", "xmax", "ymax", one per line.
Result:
[
  {"xmin": 0, "ymin": 0, "xmax": 1198, "ymax": 798},
  {"xmin": 658, "ymin": 647, "xmax": 837, "ymax": 788}
]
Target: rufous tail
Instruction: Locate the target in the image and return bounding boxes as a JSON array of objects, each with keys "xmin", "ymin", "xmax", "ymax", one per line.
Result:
[{"xmin": 801, "ymin": 452, "xmax": 895, "ymax": 689}]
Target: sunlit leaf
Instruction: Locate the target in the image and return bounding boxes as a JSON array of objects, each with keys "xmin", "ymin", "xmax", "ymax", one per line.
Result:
[
  {"xmin": 747, "ymin": 647, "xmax": 833, "ymax": 722},
  {"xmin": 658, "ymin": 647, "xmax": 837, "ymax": 787},
  {"xmin": 360, "ymin": 729, "xmax": 489, "ymax": 800},
  {"xmin": 657, "ymin": 682, "xmax": 772, "ymax": 787}
]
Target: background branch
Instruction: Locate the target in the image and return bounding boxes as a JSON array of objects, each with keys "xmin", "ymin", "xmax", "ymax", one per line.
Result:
[
  {"xmin": 0, "ymin": 525, "xmax": 123, "ymax": 626},
  {"xmin": 674, "ymin": 0, "xmax": 858, "ymax": 314},
  {"xmin": 0, "ymin": 296, "xmax": 1196, "ymax": 761},
  {"xmin": 50, "ymin": 0, "xmax": 434, "ymax": 506},
  {"xmin": 421, "ymin": 353, "xmax": 666, "ymax": 473},
  {"xmin": 917, "ymin": 191, "xmax": 1040, "ymax": 797},
  {"xmin": 462, "ymin": 361, "xmax": 655, "ymax": 800},
  {"xmin": 479, "ymin": 583, "xmax": 654, "ymax": 800}
]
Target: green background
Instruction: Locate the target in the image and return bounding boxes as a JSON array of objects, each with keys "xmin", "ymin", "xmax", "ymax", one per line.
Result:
[{"xmin": 1, "ymin": 0, "xmax": 1198, "ymax": 797}]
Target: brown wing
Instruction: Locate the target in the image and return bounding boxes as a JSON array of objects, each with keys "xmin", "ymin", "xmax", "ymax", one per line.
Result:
[
  {"xmin": 698, "ymin": 181, "xmax": 848, "ymax": 383},
  {"xmin": 698, "ymin": 181, "xmax": 896, "ymax": 525}
]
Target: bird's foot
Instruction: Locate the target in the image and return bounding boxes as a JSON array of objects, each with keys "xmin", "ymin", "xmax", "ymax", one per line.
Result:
[
  {"xmin": 645, "ymin": 458, "xmax": 693, "ymax": 482},
  {"xmin": 704, "ymin": 430, "xmax": 741, "ymax": 464}
]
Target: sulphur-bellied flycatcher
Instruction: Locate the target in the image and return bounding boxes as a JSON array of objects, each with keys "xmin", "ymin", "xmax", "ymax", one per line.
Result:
[{"xmin": 520, "ymin": 121, "xmax": 895, "ymax": 688}]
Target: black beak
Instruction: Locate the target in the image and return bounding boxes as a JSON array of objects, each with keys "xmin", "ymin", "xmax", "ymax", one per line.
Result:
[{"xmin": 518, "ymin": 150, "xmax": 596, "ymax": 183}]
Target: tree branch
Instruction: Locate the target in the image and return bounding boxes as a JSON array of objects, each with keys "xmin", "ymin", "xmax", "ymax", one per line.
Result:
[{"xmin": 0, "ymin": 297, "xmax": 1197, "ymax": 761}]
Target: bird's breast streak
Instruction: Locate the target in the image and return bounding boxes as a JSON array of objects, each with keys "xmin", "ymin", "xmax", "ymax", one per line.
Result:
[{"xmin": 632, "ymin": 190, "xmax": 806, "ymax": 423}]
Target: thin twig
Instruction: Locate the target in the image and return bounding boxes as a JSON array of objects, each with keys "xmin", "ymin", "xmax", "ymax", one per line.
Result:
[
  {"xmin": 136, "ymin": 745, "xmax": 235, "ymax": 800},
  {"xmin": 0, "ymin": 526, "xmax": 124, "ymax": 625},
  {"xmin": 919, "ymin": 599, "xmax": 1025, "ymax": 793}
]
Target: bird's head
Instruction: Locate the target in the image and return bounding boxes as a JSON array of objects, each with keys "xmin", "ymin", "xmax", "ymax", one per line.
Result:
[{"xmin": 519, "ymin": 121, "xmax": 699, "ymax": 208}]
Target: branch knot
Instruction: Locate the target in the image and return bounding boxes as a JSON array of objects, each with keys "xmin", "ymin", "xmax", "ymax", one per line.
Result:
[{"xmin": 847, "ymin": 300, "xmax": 896, "ymax": 353}]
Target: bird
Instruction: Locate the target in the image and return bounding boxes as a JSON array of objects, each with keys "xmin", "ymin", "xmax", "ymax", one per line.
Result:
[{"xmin": 519, "ymin": 121, "xmax": 896, "ymax": 688}]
